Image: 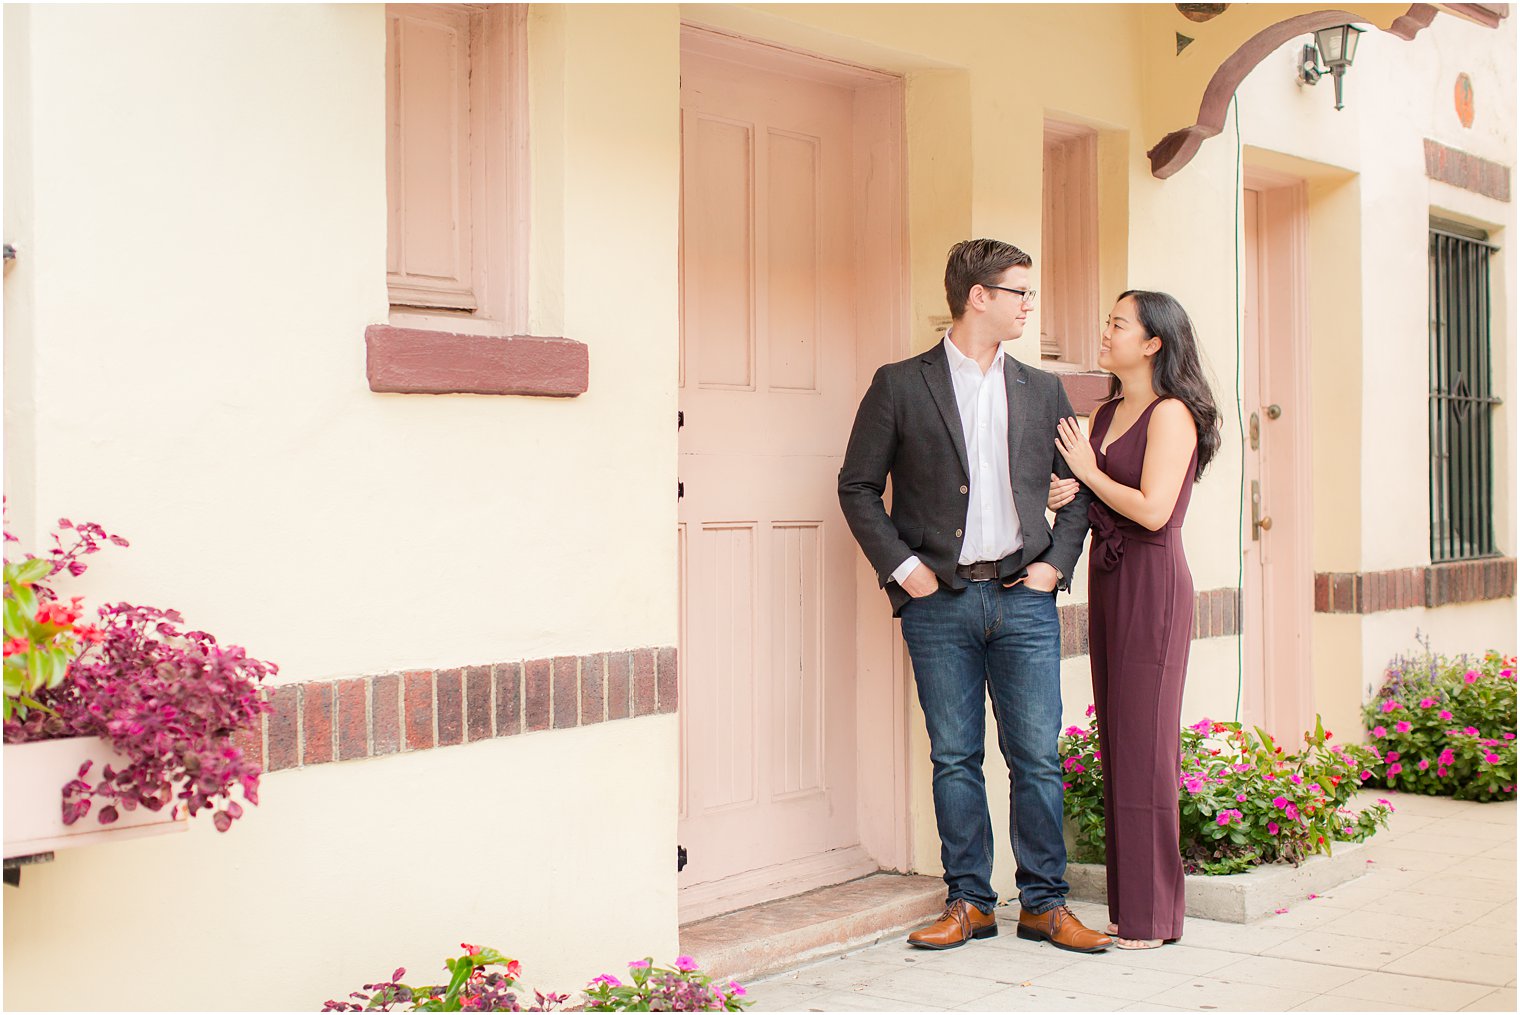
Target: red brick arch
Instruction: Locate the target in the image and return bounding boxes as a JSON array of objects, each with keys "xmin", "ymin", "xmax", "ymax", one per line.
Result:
[{"xmin": 1147, "ymin": 3, "xmax": 1505, "ymax": 178}]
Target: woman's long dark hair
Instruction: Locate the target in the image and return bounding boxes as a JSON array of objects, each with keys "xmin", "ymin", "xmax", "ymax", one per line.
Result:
[{"xmin": 1106, "ymin": 290, "xmax": 1221, "ymax": 479}]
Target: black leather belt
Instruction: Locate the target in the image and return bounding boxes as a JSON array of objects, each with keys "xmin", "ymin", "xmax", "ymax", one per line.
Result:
[{"xmin": 955, "ymin": 561, "xmax": 1001, "ymax": 582}]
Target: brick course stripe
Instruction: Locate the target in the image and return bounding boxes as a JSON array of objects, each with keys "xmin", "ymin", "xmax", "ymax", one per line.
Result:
[
  {"xmin": 1424, "ymin": 139, "xmax": 1512, "ymax": 202},
  {"xmin": 251, "ymin": 647, "xmax": 678, "ymax": 774},
  {"xmin": 1060, "ymin": 586, "xmax": 1238, "ymax": 660},
  {"xmin": 1315, "ymin": 558, "xmax": 1516, "ymax": 614}
]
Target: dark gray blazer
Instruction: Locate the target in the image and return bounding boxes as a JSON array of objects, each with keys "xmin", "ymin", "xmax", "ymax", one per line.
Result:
[{"xmin": 838, "ymin": 341, "xmax": 1093, "ymax": 616}]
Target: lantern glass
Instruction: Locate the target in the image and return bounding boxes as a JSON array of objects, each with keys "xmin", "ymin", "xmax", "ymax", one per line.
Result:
[
  {"xmin": 1316, "ymin": 25, "xmax": 1345, "ymax": 64},
  {"xmin": 1344, "ymin": 24, "xmax": 1363, "ymax": 64}
]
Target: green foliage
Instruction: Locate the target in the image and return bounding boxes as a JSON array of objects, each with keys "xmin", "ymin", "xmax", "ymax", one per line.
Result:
[
  {"xmin": 1363, "ymin": 645, "xmax": 1516, "ymax": 802},
  {"xmin": 1061, "ymin": 710, "xmax": 1393, "ymax": 876}
]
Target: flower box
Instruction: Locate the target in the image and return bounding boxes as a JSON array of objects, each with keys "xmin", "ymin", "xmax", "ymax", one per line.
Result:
[{"xmin": 3, "ymin": 736, "xmax": 186, "ymax": 859}]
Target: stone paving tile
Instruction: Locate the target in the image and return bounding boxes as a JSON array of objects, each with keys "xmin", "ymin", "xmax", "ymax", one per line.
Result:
[
  {"xmin": 1428, "ymin": 818, "xmax": 1516, "ymax": 842},
  {"xmin": 1316, "ymin": 907, "xmax": 1464, "ymax": 945},
  {"xmin": 742, "ymin": 978, "xmax": 829, "ymax": 1012},
  {"xmin": 789, "ymin": 988, "xmax": 951, "ymax": 1011},
  {"xmin": 1446, "ymin": 857, "xmax": 1520, "ymax": 883},
  {"xmin": 1097, "ymin": 944, "xmax": 1242, "ymax": 977},
  {"xmin": 1161, "ymin": 916, "xmax": 1305, "ymax": 956},
  {"xmin": 1459, "ymin": 801, "xmax": 1518, "ymax": 824},
  {"xmin": 1389, "ymin": 944, "xmax": 1516, "ymax": 986},
  {"xmin": 867, "ymin": 941, "xmax": 1077, "ymax": 981},
  {"xmin": 1359, "ymin": 891, "xmax": 1505, "ymax": 923},
  {"xmin": 1481, "ymin": 840, "xmax": 1518, "ymax": 860},
  {"xmin": 1204, "ymin": 954, "xmax": 1366, "ymax": 994},
  {"xmin": 1258, "ymin": 902, "xmax": 1359, "ymax": 931},
  {"xmin": 1464, "ymin": 986, "xmax": 1520, "ymax": 1011},
  {"xmin": 1326, "ymin": 970, "xmax": 1494, "ymax": 1009},
  {"xmin": 1395, "ymin": 831, "xmax": 1503, "ymax": 856},
  {"xmin": 832, "ymin": 965, "xmax": 1010, "ymax": 1008},
  {"xmin": 1117, "ymin": 1005, "xmax": 1196, "ymax": 1013},
  {"xmin": 1358, "ymin": 842, "xmax": 1468, "ymax": 871},
  {"xmin": 1144, "ymin": 976, "xmax": 1317, "ymax": 1011},
  {"xmin": 1032, "ymin": 962, "xmax": 1194, "ymax": 1003},
  {"xmin": 950, "ymin": 983, "xmax": 1132, "ymax": 1011},
  {"xmin": 1401, "ymin": 871, "xmax": 1517, "ymax": 902},
  {"xmin": 1259, "ymin": 929, "xmax": 1420, "ymax": 970},
  {"xmin": 1289, "ymin": 996, "xmax": 1436, "ymax": 1011},
  {"xmin": 1434, "ymin": 921, "xmax": 1519, "ymax": 957}
]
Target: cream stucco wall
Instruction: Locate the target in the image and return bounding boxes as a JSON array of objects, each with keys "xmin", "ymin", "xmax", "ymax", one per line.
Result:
[{"xmin": 4, "ymin": 3, "xmax": 680, "ymax": 1009}]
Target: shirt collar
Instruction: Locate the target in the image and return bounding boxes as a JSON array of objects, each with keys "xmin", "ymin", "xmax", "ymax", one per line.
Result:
[{"xmin": 943, "ymin": 330, "xmax": 1004, "ymax": 375}]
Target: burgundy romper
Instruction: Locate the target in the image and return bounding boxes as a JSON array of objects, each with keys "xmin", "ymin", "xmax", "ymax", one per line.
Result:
[{"xmin": 1086, "ymin": 396, "xmax": 1196, "ymax": 942}]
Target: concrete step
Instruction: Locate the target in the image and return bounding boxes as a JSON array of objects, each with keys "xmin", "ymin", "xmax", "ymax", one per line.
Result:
[{"xmin": 679, "ymin": 872, "xmax": 945, "ymax": 985}]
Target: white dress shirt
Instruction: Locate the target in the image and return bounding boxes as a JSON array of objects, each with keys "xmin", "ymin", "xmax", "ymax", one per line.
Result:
[{"xmin": 892, "ymin": 333, "xmax": 1024, "ymax": 585}]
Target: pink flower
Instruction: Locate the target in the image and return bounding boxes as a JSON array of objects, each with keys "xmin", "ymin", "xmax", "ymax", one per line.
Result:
[
  {"xmin": 1272, "ymin": 796, "xmax": 1289, "ymax": 809},
  {"xmin": 1189, "ymin": 717, "xmax": 1214, "ymax": 733},
  {"xmin": 1263, "ymin": 772, "xmax": 1276, "ymax": 780},
  {"xmin": 1465, "ymin": 670, "xmax": 1480, "ymax": 684},
  {"xmin": 629, "ymin": 960, "xmax": 651, "ymax": 970},
  {"xmin": 728, "ymin": 982, "xmax": 747, "ymax": 997},
  {"xmin": 1484, "ymin": 752, "xmax": 1501, "ymax": 764},
  {"xmin": 1439, "ymin": 748, "xmax": 1456, "ymax": 765},
  {"xmin": 1439, "ymin": 710, "xmax": 1453, "ymax": 720},
  {"xmin": 1385, "ymin": 751, "xmax": 1400, "ymax": 762},
  {"xmin": 1064, "ymin": 758, "xmax": 1086, "ymax": 774},
  {"xmin": 1388, "ymin": 763, "xmax": 1403, "ymax": 776},
  {"xmin": 1438, "ymin": 766, "xmax": 1450, "ymax": 778},
  {"xmin": 1290, "ymin": 773, "xmax": 1303, "ymax": 785},
  {"xmin": 1217, "ymin": 809, "xmax": 1243, "ymax": 826},
  {"xmin": 1274, "ymin": 907, "xmax": 1289, "ymax": 915},
  {"xmin": 1094, "ymin": 750, "xmax": 1102, "ymax": 760},
  {"xmin": 1182, "ymin": 774, "xmax": 1205, "ymax": 794},
  {"xmin": 674, "ymin": 956, "xmax": 699, "ymax": 972},
  {"xmin": 1464, "ymin": 726, "xmax": 1480, "ymax": 736},
  {"xmin": 1419, "ymin": 697, "xmax": 1436, "ymax": 708},
  {"xmin": 590, "ymin": 975, "xmax": 622, "ymax": 988},
  {"xmin": 1381, "ymin": 700, "xmax": 1402, "ymax": 713},
  {"xmin": 1372, "ymin": 725, "xmax": 1387, "ymax": 738},
  {"xmin": 1086, "ymin": 704, "xmax": 1096, "ymax": 717},
  {"xmin": 1395, "ymin": 721, "xmax": 1412, "ymax": 733},
  {"xmin": 1285, "ymin": 803, "xmax": 1299, "ymax": 820},
  {"xmin": 1063, "ymin": 725, "xmax": 1085, "ymax": 737},
  {"xmin": 1267, "ymin": 821, "xmax": 1280, "ymax": 835},
  {"xmin": 1360, "ymin": 769, "xmax": 1373, "ymax": 780},
  {"xmin": 1236, "ymin": 793, "xmax": 1247, "ymax": 803},
  {"xmin": 1506, "ymin": 733, "xmax": 1516, "ymax": 740},
  {"xmin": 1418, "ymin": 759, "xmax": 1430, "ymax": 770}
]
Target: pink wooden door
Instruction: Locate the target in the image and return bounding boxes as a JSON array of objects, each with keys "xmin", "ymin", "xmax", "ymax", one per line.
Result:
[
  {"xmin": 1242, "ymin": 180, "xmax": 1314, "ymax": 742},
  {"xmin": 676, "ymin": 48, "xmax": 868, "ymax": 919}
]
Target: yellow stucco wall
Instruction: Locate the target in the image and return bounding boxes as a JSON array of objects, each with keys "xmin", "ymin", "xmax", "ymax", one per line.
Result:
[{"xmin": 3, "ymin": 4, "xmax": 680, "ymax": 1008}]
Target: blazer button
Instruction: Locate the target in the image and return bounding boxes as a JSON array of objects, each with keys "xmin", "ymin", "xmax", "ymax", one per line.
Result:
[
  {"xmin": 959, "ymin": 485, "xmax": 969, "ymax": 494},
  {"xmin": 955, "ymin": 528, "xmax": 963, "ymax": 538}
]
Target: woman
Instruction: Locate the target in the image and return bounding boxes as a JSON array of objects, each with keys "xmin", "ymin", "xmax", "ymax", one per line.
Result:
[{"xmin": 1049, "ymin": 290, "xmax": 1220, "ymax": 950}]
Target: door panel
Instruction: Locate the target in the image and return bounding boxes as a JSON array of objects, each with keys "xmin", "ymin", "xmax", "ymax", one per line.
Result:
[{"xmin": 678, "ymin": 50, "xmax": 861, "ymax": 905}]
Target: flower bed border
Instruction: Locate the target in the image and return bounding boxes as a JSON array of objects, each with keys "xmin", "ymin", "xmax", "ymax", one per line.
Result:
[{"xmin": 1065, "ymin": 839, "xmax": 1369, "ymax": 924}]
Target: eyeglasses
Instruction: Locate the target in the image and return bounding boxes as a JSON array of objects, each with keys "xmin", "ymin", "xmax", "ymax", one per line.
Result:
[{"xmin": 981, "ymin": 283, "xmax": 1038, "ymax": 305}]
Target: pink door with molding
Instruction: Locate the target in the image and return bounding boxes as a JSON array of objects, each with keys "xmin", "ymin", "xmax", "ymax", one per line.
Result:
[
  {"xmin": 676, "ymin": 45, "xmax": 872, "ymax": 921},
  {"xmin": 1242, "ymin": 178, "xmax": 1314, "ymax": 742}
]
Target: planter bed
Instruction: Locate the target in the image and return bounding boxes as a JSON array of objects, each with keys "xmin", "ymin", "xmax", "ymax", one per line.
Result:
[{"xmin": 1065, "ymin": 840, "xmax": 1369, "ymax": 923}]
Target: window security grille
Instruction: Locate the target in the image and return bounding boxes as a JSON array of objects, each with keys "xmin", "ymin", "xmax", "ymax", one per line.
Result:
[{"xmin": 1429, "ymin": 226, "xmax": 1501, "ymax": 562}]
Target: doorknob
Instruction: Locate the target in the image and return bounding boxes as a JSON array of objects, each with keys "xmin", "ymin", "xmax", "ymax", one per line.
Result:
[
  {"xmin": 1249, "ymin": 412, "xmax": 1260, "ymax": 451},
  {"xmin": 1265, "ymin": 404, "xmax": 1282, "ymax": 420},
  {"xmin": 1251, "ymin": 480, "xmax": 1272, "ymax": 541}
]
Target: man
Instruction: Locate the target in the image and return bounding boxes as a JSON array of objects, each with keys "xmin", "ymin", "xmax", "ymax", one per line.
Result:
[{"xmin": 838, "ymin": 238, "xmax": 1109, "ymax": 953}]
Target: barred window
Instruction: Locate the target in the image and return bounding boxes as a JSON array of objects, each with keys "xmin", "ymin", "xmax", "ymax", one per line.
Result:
[{"xmin": 1429, "ymin": 220, "xmax": 1501, "ymax": 562}]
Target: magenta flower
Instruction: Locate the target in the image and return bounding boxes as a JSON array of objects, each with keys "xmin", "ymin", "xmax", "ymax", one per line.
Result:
[
  {"xmin": 1505, "ymin": 733, "xmax": 1516, "ymax": 740},
  {"xmin": 1236, "ymin": 793, "xmax": 1247, "ymax": 803},
  {"xmin": 728, "ymin": 982, "xmax": 747, "ymax": 997},
  {"xmin": 1085, "ymin": 704, "xmax": 1096, "ymax": 717},
  {"xmin": 674, "ymin": 956, "xmax": 699, "ymax": 972},
  {"xmin": 1064, "ymin": 758, "xmax": 1087, "ymax": 774},
  {"xmin": 1360, "ymin": 769, "xmax": 1373, "ymax": 780},
  {"xmin": 1464, "ymin": 670, "xmax": 1479, "ymax": 684},
  {"xmin": 1395, "ymin": 721, "xmax": 1412, "ymax": 733},
  {"xmin": 1439, "ymin": 748, "xmax": 1456, "ymax": 765},
  {"xmin": 1267, "ymin": 821, "xmax": 1280, "ymax": 835},
  {"xmin": 1372, "ymin": 725, "xmax": 1388, "ymax": 738},
  {"xmin": 590, "ymin": 975, "xmax": 623, "ymax": 988},
  {"xmin": 1418, "ymin": 759, "xmax": 1430, "ymax": 770},
  {"xmin": 628, "ymin": 960, "xmax": 651, "ymax": 970},
  {"xmin": 1385, "ymin": 751, "xmax": 1400, "ymax": 762},
  {"xmin": 1438, "ymin": 766, "xmax": 1450, "ymax": 777},
  {"xmin": 1290, "ymin": 773, "xmax": 1303, "ymax": 785},
  {"xmin": 1464, "ymin": 726, "xmax": 1480, "ymax": 736},
  {"xmin": 1381, "ymin": 700, "xmax": 1402, "ymax": 713},
  {"xmin": 1484, "ymin": 752, "xmax": 1501, "ymax": 764},
  {"xmin": 1063, "ymin": 725, "xmax": 1084, "ymax": 737},
  {"xmin": 1388, "ymin": 763, "xmax": 1403, "ymax": 776},
  {"xmin": 1272, "ymin": 795, "xmax": 1289, "ymax": 809},
  {"xmin": 1439, "ymin": 709, "xmax": 1453, "ymax": 720},
  {"xmin": 1285, "ymin": 803, "xmax": 1300, "ymax": 820},
  {"xmin": 1216, "ymin": 809, "xmax": 1242, "ymax": 826},
  {"xmin": 1419, "ymin": 697, "xmax": 1436, "ymax": 708}
]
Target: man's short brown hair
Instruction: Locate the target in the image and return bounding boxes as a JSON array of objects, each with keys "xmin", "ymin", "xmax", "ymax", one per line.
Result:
[{"xmin": 944, "ymin": 238, "xmax": 1033, "ymax": 319}]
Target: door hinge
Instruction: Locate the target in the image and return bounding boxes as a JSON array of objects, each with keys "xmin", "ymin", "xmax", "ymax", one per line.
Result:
[
  {"xmin": 678, "ymin": 480, "xmax": 685, "ymax": 500},
  {"xmin": 677, "ymin": 845, "xmax": 688, "ymax": 872},
  {"xmin": 678, "ymin": 410, "xmax": 685, "ymax": 430}
]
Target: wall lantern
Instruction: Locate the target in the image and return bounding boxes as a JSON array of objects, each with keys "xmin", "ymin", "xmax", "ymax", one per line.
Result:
[{"xmin": 1297, "ymin": 24, "xmax": 1366, "ymax": 110}]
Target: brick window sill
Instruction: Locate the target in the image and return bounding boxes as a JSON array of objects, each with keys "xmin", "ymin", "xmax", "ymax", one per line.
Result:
[
  {"xmin": 365, "ymin": 324, "xmax": 588, "ymax": 397},
  {"xmin": 1053, "ymin": 369, "xmax": 1111, "ymax": 415}
]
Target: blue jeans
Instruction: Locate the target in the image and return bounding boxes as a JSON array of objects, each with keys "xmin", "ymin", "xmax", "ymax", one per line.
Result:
[{"xmin": 899, "ymin": 579, "xmax": 1069, "ymax": 915}]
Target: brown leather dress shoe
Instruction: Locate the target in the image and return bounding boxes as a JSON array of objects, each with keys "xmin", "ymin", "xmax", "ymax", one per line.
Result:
[
  {"xmin": 1015, "ymin": 904, "xmax": 1113, "ymax": 953},
  {"xmin": 906, "ymin": 900, "xmax": 998, "ymax": 950}
]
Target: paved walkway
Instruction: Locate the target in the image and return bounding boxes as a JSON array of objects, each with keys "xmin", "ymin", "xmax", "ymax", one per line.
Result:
[{"xmin": 746, "ymin": 791, "xmax": 1516, "ymax": 1012}]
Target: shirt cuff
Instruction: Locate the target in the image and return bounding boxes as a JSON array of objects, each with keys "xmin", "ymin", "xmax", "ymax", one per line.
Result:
[{"xmin": 891, "ymin": 555, "xmax": 922, "ymax": 586}]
